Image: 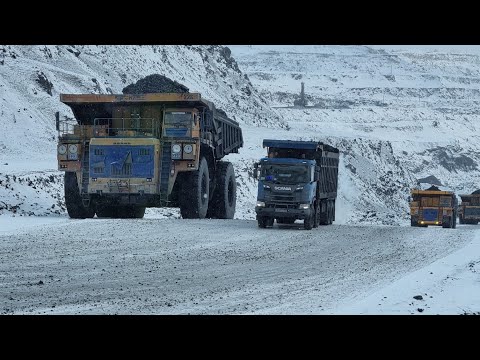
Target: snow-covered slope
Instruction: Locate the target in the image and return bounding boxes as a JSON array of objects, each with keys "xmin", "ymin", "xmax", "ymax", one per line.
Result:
[
  {"xmin": 0, "ymin": 45, "xmax": 284, "ymax": 217},
  {"xmin": 230, "ymin": 45, "xmax": 480, "ymax": 224}
]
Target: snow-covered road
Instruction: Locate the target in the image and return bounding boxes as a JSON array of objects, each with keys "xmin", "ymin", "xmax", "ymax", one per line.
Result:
[{"xmin": 0, "ymin": 218, "xmax": 477, "ymax": 314}]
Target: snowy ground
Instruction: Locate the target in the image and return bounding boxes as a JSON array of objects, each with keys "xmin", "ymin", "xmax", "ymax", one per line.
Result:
[
  {"xmin": 335, "ymin": 228, "xmax": 480, "ymax": 315},
  {"xmin": 1, "ymin": 214, "xmax": 478, "ymax": 315}
]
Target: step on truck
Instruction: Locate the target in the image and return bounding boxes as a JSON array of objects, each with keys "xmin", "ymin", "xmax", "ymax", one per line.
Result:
[
  {"xmin": 56, "ymin": 92, "xmax": 243, "ymax": 219},
  {"xmin": 253, "ymin": 139, "xmax": 339, "ymax": 230},
  {"xmin": 458, "ymin": 190, "xmax": 480, "ymax": 225},
  {"xmin": 409, "ymin": 185, "xmax": 457, "ymax": 228}
]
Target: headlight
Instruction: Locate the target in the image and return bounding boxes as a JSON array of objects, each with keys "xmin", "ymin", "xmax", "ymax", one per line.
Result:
[
  {"xmin": 172, "ymin": 144, "xmax": 181, "ymax": 153},
  {"xmin": 58, "ymin": 144, "xmax": 67, "ymax": 155},
  {"xmin": 256, "ymin": 201, "xmax": 266, "ymax": 207},
  {"xmin": 68, "ymin": 144, "xmax": 78, "ymax": 153},
  {"xmin": 184, "ymin": 144, "xmax": 193, "ymax": 154},
  {"xmin": 299, "ymin": 204, "xmax": 310, "ymax": 210}
]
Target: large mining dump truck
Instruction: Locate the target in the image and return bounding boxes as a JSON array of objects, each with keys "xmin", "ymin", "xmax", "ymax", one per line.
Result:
[
  {"xmin": 409, "ymin": 185, "xmax": 457, "ymax": 228},
  {"xmin": 458, "ymin": 190, "xmax": 480, "ymax": 225},
  {"xmin": 56, "ymin": 92, "xmax": 243, "ymax": 219}
]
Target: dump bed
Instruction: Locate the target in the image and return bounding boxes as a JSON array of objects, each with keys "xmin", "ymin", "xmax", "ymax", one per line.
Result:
[
  {"xmin": 262, "ymin": 139, "xmax": 339, "ymax": 197},
  {"xmin": 459, "ymin": 193, "xmax": 480, "ymax": 205},
  {"xmin": 60, "ymin": 92, "xmax": 243, "ymax": 159}
]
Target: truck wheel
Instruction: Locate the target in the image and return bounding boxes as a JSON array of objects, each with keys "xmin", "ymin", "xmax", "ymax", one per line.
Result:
[
  {"xmin": 64, "ymin": 172, "xmax": 95, "ymax": 219},
  {"xmin": 328, "ymin": 200, "xmax": 333, "ymax": 225},
  {"xmin": 207, "ymin": 161, "xmax": 236, "ymax": 219},
  {"xmin": 258, "ymin": 216, "xmax": 268, "ymax": 228},
  {"xmin": 319, "ymin": 200, "xmax": 328, "ymax": 225},
  {"xmin": 313, "ymin": 202, "xmax": 320, "ymax": 228},
  {"xmin": 442, "ymin": 216, "xmax": 451, "ymax": 228},
  {"xmin": 452, "ymin": 212, "xmax": 457, "ymax": 228},
  {"xmin": 180, "ymin": 157, "xmax": 209, "ymax": 219},
  {"xmin": 410, "ymin": 217, "xmax": 418, "ymax": 227},
  {"xmin": 304, "ymin": 206, "xmax": 314, "ymax": 230},
  {"xmin": 459, "ymin": 215, "xmax": 465, "ymax": 224},
  {"xmin": 332, "ymin": 199, "xmax": 336, "ymax": 222}
]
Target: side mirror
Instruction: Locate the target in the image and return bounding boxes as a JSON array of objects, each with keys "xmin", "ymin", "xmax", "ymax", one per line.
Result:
[
  {"xmin": 253, "ymin": 162, "xmax": 258, "ymax": 179},
  {"xmin": 55, "ymin": 111, "xmax": 60, "ymax": 131}
]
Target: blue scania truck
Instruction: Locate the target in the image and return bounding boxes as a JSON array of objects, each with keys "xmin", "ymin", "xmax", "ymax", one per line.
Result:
[{"xmin": 253, "ymin": 139, "xmax": 339, "ymax": 230}]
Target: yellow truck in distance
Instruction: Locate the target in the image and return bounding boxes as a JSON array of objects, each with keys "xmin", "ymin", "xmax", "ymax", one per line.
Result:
[
  {"xmin": 409, "ymin": 186, "xmax": 457, "ymax": 228},
  {"xmin": 458, "ymin": 190, "xmax": 480, "ymax": 225}
]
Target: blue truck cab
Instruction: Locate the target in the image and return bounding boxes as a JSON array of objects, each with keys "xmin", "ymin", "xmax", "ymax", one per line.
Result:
[{"xmin": 253, "ymin": 139, "xmax": 339, "ymax": 230}]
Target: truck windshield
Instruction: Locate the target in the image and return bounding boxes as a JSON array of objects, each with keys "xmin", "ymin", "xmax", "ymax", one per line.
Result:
[
  {"xmin": 164, "ymin": 112, "xmax": 192, "ymax": 125},
  {"xmin": 261, "ymin": 165, "xmax": 309, "ymax": 184}
]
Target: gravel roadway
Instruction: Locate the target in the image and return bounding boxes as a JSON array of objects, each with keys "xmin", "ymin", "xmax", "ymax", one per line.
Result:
[{"xmin": 0, "ymin": 218, "xmax": 476, "ymax": 314}]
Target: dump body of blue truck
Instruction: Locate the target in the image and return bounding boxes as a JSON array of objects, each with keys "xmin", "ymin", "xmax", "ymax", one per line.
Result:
[{"xmin": 253, "ymin": 139, "xmax": 339, "ymax": 230}]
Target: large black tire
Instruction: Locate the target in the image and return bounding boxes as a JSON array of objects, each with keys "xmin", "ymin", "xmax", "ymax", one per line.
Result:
[
  {"xmin": 332, "ymin": 199, "xmax": 336, "ymax": 222},
  {"xmin": 258, "ymin": 217, "xmax": 267, "ymax": 228},
  {"xmin": 304, "ymin": 206, "xmax": 314, "ymax": 230},
  {"xmin": 179, "ymin": 157, "xmax": 209, "ymax": 219},
  {"xmin": 319, "ymin": 200, "xmax": 328, "ymax": 225},
  {"xmin": 258, "ymin": 216, "xmax": 274, "ymax": 228},
  {"xmin": 327, "ymin": 200, "xmax": 333, "ymax": 225},
  {"xmin": 459, "ymin": 215, "xmax": 465, "ymax": 224},
  {"xmin": 313, "ymin": 201, "xmax": 320, "ymax": 228},
  {"xmin": 206, "ymin": 161, "xmax": 236, "ymax": 219},
  {"xmin": 452, "ymin": 212, "xmax": 457, "ymax": 229},
  {"xmin": 64, "ymin": 172, "xmax": 95, "ymax": 219},
  {"xmin": 442, "ymin": 216, "xmax": 452, "ymax": 228}
]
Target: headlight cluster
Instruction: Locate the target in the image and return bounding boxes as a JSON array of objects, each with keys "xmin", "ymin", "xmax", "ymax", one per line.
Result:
[
  {"xmin": 171, "ymin": 143, "xmax": 195, "ymax": 159},
  {"xmin": 68, "ymin": 144, "xmax": 78, "ymax": 153},
  {"xmin": 58, "ymin": 144, "xmax": 79, "ymax": 160},
  {"xmin": 58, "ymin": 144, "xmax": 67, "ymax": 155},
  {"xmin": 172, "ymin": 144, "xmax": 182, "ymax": 154},
  {"xmin": 184, "ymin": 144, "xmax": 193, "ymax": 154}
]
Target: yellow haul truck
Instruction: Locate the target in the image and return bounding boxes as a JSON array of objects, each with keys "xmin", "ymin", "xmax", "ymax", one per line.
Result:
[
  {"xmin": 56, "ymin": 93, "xmax": 243, "ymax": 219},
  {"xmin": 409, "ymin": 186, "xmax": 457, "ymax": 228},
  {"xmin": 458, "ymin": 190, "xmax": 480, "ymax": 225}
]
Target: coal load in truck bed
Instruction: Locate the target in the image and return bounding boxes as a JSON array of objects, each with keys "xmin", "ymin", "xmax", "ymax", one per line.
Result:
[{"xmin": 122, "ymin": 74, "xmax": 189, "ymax": 94}]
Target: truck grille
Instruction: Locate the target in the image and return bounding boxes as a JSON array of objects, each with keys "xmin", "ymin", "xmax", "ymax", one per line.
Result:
[{"xmin": 266, "ymin": 194, "xmax": 295, "ymax": 203}]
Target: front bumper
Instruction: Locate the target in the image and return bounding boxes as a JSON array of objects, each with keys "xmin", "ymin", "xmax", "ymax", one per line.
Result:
[{"xmin": 255, "ymin": 205, "xmax": 311, "ymax": 219}]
